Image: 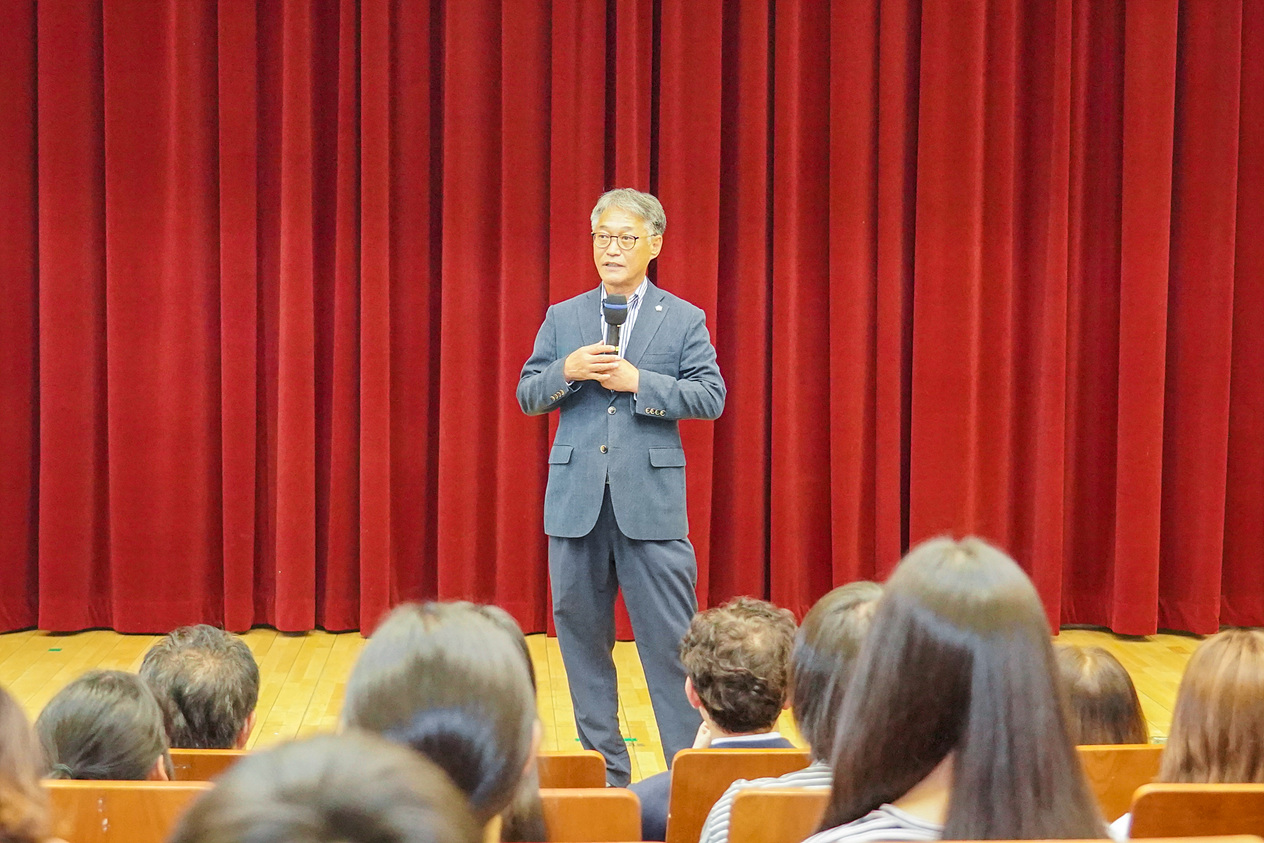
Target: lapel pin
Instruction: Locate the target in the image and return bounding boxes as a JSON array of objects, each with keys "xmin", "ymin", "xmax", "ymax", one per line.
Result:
[{"xmin": 655, "ymin": 305, "xmax": 662, "ymax": 311}]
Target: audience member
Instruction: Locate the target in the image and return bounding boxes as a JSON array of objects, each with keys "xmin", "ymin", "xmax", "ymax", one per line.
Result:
[
  {"xmin": 139, "ymin": 624, "xmax": 260, "ymax": 750},
  {"xmin": 36, "ymin": 669, "xmax": 172, "ymax": 781},
  {"xmin": 341, "ymin": 602, "xmax": 540, "ymax": 834},
  {"xmin": 0, "ymin": 685, "xmax": 61, "ymax": 843},
  {"xmin": 806, "ymin": 537, "xmax": 1105, "ymax": 842},
  {"xmin": 1055, "ymin": 644, "xmax": 1148, "ymax": 745},
  {"xmin": 698, "ymin": 581, "xmax": 883, "ymax": 843},
  {"xmin": 168, "ymin": 732, "xmax": 482, "ymax": 843},
  {"xmin": 1110, "ymin": 627, "xmax": 1264, "ymax": 836},
  {"xmin": 470, "ymin": 602, "xmax": 548, "ymax": 843},
  {"xmin": 631, "ymin": 596, "xmax": 798, "ymax": 841}
]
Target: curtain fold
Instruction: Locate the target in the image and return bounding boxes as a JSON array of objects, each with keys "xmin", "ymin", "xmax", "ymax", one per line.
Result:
[{"xmin": 1, "ymin": 0, "xmax": 1261, "ymax": 635}]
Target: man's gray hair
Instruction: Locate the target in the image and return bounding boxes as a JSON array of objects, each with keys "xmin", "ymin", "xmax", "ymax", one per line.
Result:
[
  {"xmin": 590, "ymin": 188, "xmax": 667, "ymax": 236},
  {"xmin": 140, "ymin": 624, "xmax": 260, "ymax": 749}
]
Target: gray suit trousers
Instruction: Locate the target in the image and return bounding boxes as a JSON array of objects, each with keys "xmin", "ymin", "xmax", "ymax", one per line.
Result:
[{"xmin": 549, "ymin": 486, "xmax": 701, "ymax": 786}]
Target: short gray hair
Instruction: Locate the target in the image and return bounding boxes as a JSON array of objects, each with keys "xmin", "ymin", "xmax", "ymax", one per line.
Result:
[
  {"xmin": 591, "ymin": 188, "xmax": 666, "ymax": 236},
  {"xmin": 140, "ymin": 624, "xmax": 260, "ymax": 749}
]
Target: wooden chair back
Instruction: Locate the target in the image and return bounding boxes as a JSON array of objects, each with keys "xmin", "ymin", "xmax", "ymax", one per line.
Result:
[
  {"xmin": 540, "ymin": 787, "xmax": 641, "ymax": 842},
  {"xmin": 1130, "ymin": 783, "xmax": 1264, "ymax": 838},
  {"xmin": 728, "ymin": 787, "xmax": 830, "ymax": 843},
  {"xmin": 537, "ymin": 749, "xmax": 607, "ymax": 788},
  {"xmin": 169, "ymin": 748, "xmax": 249, "ymax": 781},
  {"xmin": 1076, "ymin": 743, "xmax": 1163, "ymax": 820},
  {"xmin": 45, "ymin": 780, "xmax": 212, "ymax": 843},
  {"xmin": 664, "ymin": 748, "xmax": 811, "ymax": 843}
]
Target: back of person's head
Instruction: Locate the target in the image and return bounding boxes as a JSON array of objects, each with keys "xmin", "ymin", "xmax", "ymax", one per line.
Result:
[
  {"xmin": 464, "ymin": 604, "xmax": 547, "ymax": 843},
  {"xmin": 679, "ymin": 596, "xmax": 797, "ymax": 734},
  {"xmin": 1160, "ymin": 627, "xmax": 1264, "ymax": 783},
  {"xmin": 0, "ymin": 686, "xmax": 51, "ymax": 843},
  {"xmin": 791, "ymin": 581, "xmax": 882, "ymax": 757},
  {"xmin": 1055, "ymin": 644, "xmax": 1148, "ymax": 745},
  {"xmin": 36, "ymin": 669, "xmax": 171, "ymax": 781},
  {"xmin": 139, "ymin": 624, "xmax": 260, "ymax": 749},
  {"xmin": 168, "ymin": 732, "xmax": 482, "ymax": 843},
  {"xmin": 341, "ymin": 602, "xmax": 538, "ymax": 825},
  {"xmin": 821, "ymin": 537, "xmax": 1103, "ymax": 840},
  {"xmin": 469, "ymin": 603, "xmax": 537, "ymax": 692}
]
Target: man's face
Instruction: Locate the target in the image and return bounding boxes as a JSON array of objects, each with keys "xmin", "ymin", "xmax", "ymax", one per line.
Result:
[{"xmin": 592, "ymin": 206, "xmax": 662, "ymax": 295}]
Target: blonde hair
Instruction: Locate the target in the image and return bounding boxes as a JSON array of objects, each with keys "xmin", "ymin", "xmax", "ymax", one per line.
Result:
[
  {"xmin": 1160, "ymin": 628, "xmax": 1264, "ymax": 783},
  {"xmin": 0, "ymin": 686, "xmax": 50, "ymax": 843}
]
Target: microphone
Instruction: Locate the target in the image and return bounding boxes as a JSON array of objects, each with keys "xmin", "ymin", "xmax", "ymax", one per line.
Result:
[{"xmin": 603, "ymin": 294, "xmax": 629, "ymax": 352}]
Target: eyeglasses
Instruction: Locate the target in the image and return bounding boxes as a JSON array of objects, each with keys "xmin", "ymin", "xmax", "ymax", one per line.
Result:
[{"xmin": 591, "ymin": 233, "xmax": 642, "ymax": 250}]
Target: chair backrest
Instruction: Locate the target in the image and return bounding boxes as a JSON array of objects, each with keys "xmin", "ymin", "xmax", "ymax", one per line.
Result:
[
  {"xmin": 728, "ymin": 787, "xmax": 830, "ymax": 843},
  {"xmin": 537, "ymin": 749, "xmax": 607, "ymax": 788},
  {"xmin": 1130, "ymin": 783, "xmax": 1264, "ymax": 838},
  {"xmin": 45, "ymin": 780, "xmax": 212, "ymax": 843},
  {"xmin": 169, "ymin": 748, "xmax": 249, "ymax": 781},
  {"xmin": 540, "ymin": 787, "xmax": 641, "ymax": 842},
  {"xmin": 664, "ymin": 749, "xmax": 811, "ymax": 843},
  {"xmin": 1077, "ymin": 743, "xmax": 1163, "ymax": 820}
]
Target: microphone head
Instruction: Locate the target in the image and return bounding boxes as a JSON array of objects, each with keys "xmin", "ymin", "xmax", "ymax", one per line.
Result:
[{"xmin": 603, "ymin": 295, "xmax": 629, "ymax": 326}]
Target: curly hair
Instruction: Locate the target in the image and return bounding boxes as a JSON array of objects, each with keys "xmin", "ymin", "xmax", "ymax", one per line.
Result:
[{"xmin": 679, "ymin": 597, "xmax": 797, "ymax": 734}]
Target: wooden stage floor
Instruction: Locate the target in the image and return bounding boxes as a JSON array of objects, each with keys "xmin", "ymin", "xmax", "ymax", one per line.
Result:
[{"xmin": 0, "ymin": 626, "xmax": 1201, "ymax": 782}]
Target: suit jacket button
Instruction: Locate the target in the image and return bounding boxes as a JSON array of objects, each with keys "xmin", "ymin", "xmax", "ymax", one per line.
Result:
[
  {"xmin": 600, "ymin": 445, "xmax": 608, "ymax": 454},
  {"xmin": 607, "ymin": 406, "xmax": 616, "ymax": 415}
]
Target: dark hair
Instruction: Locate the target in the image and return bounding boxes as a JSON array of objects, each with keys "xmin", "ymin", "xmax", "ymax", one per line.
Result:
[
  {"xmin": 168, "ymin": 732, "xmax": 482, "ymax": 843},
  {"xmin": 466, "ymin": 604, "xmax": 547, "ymax": 843},
  {"xmin": 1159, "ymin": 628, "xmax": 1264, "ymax": 783},
  {"xmin": 139, "ymin": 624, "xmax": 260, "ymax": 749},
  {"xmin": 1055, "ymin": 645, "xmax": 1148, "ymax": 745},
  {"xmin": 679, "ymin": 597, "xmax": 797, "ymax": 734},
  {"xmin": 820, "ymin": 537, "xmax": 1105, "ymax": 839},
  {"xmin": 0, "ymin": 686, "xmax": 50, "ymax": 843},
  {"xmin": 341, "ymin": 602, "xmax": 538, "ymax": 825},
  {"xmin": 791, "ymin": 581, "xmax": 882, "ymax": 757},
  {"xmin": 36, "ymin": 669, "xmax": 172, "ymax": 781}
]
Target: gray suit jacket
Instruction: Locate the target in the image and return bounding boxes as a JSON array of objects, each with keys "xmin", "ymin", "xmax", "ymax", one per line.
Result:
[{"xmin": 518, "ymin": 282, "xmax": 725, "ymax": 540}]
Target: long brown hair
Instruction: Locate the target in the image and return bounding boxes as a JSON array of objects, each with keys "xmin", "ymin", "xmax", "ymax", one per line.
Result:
[
  {"xmin": 820, "ymin": 537, "xmax": 1105, "ymax": 840},
  {"xmin": 790, "ymin": 581, "xmax": 882, "ymax": 758},
  {"xmin": 1055, "ymin": 645, "xmax": 1148, "ymax": 745},
  {"xmin": 0, "ymin": 686, "xmax": 49, "ymax": 843},
  {"xmin": 1160, "ymin": 628, "xmax": 1264, "ymax": 783}
]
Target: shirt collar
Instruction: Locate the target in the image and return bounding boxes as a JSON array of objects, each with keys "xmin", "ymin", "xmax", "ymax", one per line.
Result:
[
  {"xmin": 709, "ymin": 731, "xmax": 785, "ymax": 748},
  {"xmin": 600, "ymin": 277, "xmax": 649, "ymax": 304}
]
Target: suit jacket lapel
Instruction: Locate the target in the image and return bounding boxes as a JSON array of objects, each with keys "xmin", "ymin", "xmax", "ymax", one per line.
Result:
[
  {"xmin": 578, "ymin": 287, "xmax": 602, "ymax": 347},
  {"xmin": 624, "ymin": 283, "xmax": 666, "ymax": 366}
]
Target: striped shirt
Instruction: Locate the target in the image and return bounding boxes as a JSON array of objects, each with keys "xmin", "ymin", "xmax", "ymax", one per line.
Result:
[
  {"xmin": 600, "ymin": 278, "xmax": 648, "ymax": 357},
  {"xmin": 802, "ymin": 804, "xmax": 942, "ymax": 843},
  {"xmin": 698, "ymin": 760, "xmax": 834, "ymax": 843}
]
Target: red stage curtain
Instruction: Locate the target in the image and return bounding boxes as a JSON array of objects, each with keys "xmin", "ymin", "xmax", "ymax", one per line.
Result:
[{"xmin": 0, "ymin": 0, "xmax": 1260, "ymax": 635}]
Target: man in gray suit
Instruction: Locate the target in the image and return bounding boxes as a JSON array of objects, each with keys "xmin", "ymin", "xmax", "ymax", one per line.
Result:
[{"xmin": 518, "ymin": 188, "xmax": 726, "ymax": 786}]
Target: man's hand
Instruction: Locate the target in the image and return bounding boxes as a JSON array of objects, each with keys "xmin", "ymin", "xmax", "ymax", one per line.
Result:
[
  {"xmin": 602, "ymin": 358, "xmax": 640, "ymax": 394},
  {"xmin": 692, "ymin": 721, "xmax": 715, "ymax": 749},
  {"xmin": 563, "ymin": 343, "xmax": 620, "ymax": 382}
]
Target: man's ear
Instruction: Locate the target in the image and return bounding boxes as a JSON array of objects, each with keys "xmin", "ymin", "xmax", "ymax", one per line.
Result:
[
  {"xmin": 147, "ymin": 755, "xmax": 171, "ymax": 781},
  {"xmin": 684, "ymin": 676, "xmax": 703, "ymax": 711},
  {"xmin": 234, "ymin": 711, "xmax": 257, "ymax": 749},
  {"xmin": 648, "ymin": 233, "xmax": 663, "ymax": 259}
]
